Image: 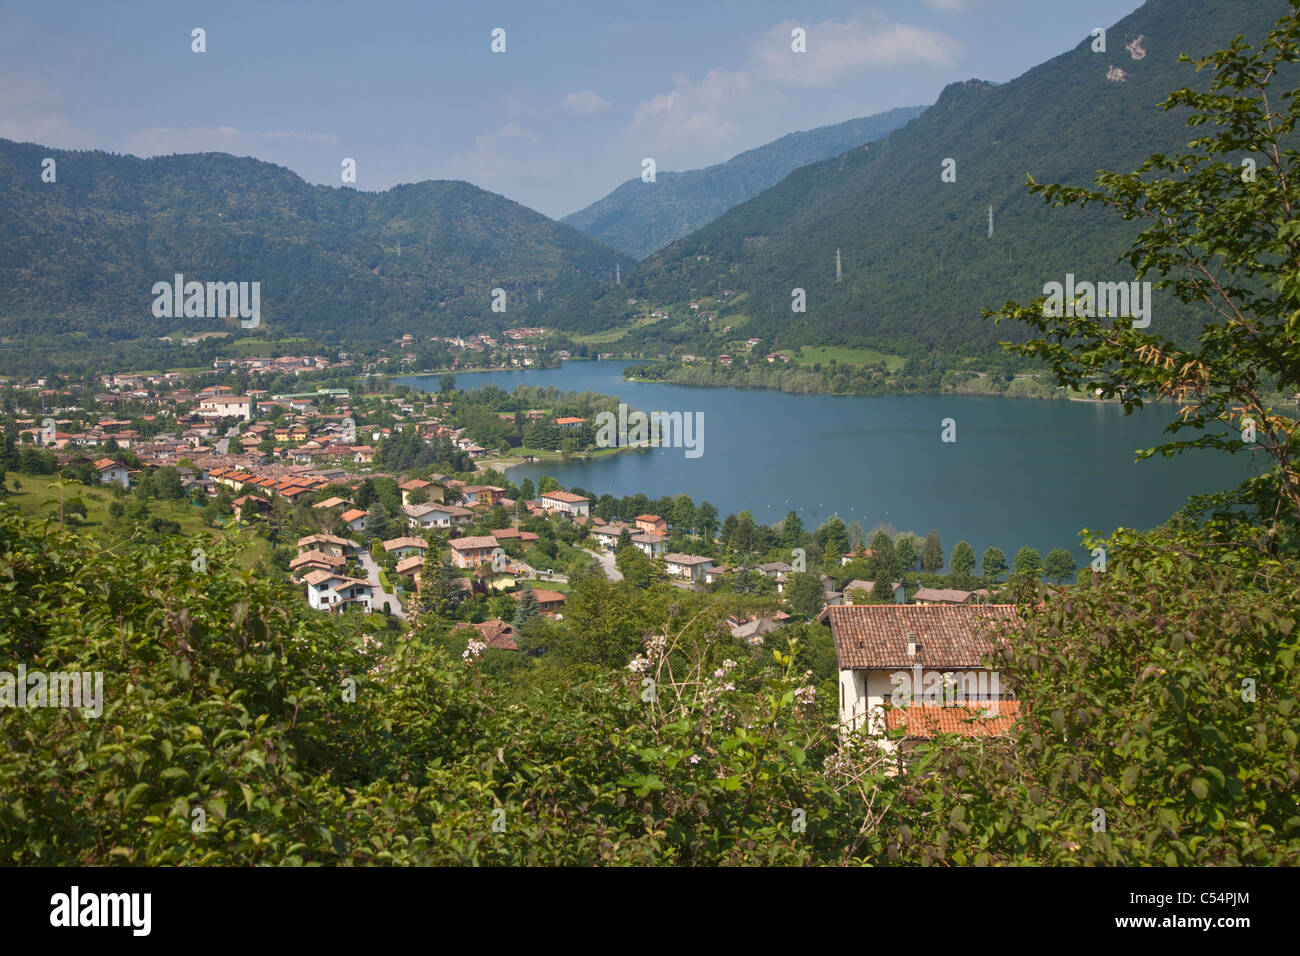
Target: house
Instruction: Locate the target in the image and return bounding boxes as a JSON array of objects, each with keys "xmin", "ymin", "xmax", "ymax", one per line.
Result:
[
  {"xmin": 492, "ymin": 527, "xmax": 540, "ymax": 546},
  {"xmin": 540, "ymin": 490, "xmax": 591, "ymax": 518},
  {"xmin": 339, "ymin": 508, "xmax": 368, "ymax": 532},
  {"xmin": 703, "ymin": 565, "xmax": 732, "ymax": 585},
  {"xmin": 382, "ymin": 536, "xmax": 428, "ymax": 558},
  {"xmin": 231, "ymin": 494, "xmax": 271, "ymax": 523},
  {"xmin": 404, "ymin": 502, "xmax": 474, "ymax": 530},
  {"xmin": 92, "ymin": 458, "xmax": 130, "ymax": 488},
  {"xmin": 302, "ymin": 570, "xmax": 374, "ymax": 612},
  {"xmin": 634, "ymin": 514, "xmax": 668, "ymax": 535},
  {"xmin": 399, "ymin": 478, "xmax": 444, "ymax": 506},
  {"xmin": 289, "ymin": 550, "xmax": 346, "ymax": 574},
  {"xmin": 448, "ymin": 535, "xmax": 506, "ymax": 570},
  {"xmin": 197, "ymin": 395, "xmax": 255, "ymax": 421},
  {"xmin": 631, "ymin": 532, "xmax": 667, "ymax": 559},
  {"xmin": 912, "ymin": 587, "xmax": 975, "ymax": 606},
  {"xmin": 819, "ymin": 603, "xmax": 1022, "ymax": 750},
  {"xmin": 554, "ymin": 417, "xmax": 586, "ymax": 430},
  {"xmin": 591, "ymin": 523, "xmax": 629, "ymax": 550},
  {"xmin": 756, "ymin": 561, "xmax": 792, "ymax": 593},
  {"xmin": 728, "ymin": 612, "xmax": 790, "ymax": 644},
  {"xmin": 842, "ymin": 580, "xmax": 906, "ymax": 604},
  {"xmin": 512, "ymin": 588, "xmax": 566, "ymax": 616},
  {"xmin": 455, "ymin": 619, "xmax": 519, "ymax": 652},
  {"xmin": 662, "ymin": 553, "xmax": 715, "ymax": 583},
  {"xmin": 296, "ymin": 533, "xmax": 355, "ymax": 558},
  {"xmin": 313, "ymin": 496, "xmax": 352, "ymax": 512},
  {"xmin": 394, "ymin": 555, "xmax": 425, "ymax": 579}
]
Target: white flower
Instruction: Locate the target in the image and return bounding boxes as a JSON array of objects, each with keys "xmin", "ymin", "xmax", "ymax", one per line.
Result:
[
  {"xmin": 689, "ymin": 753, "xmax": 702, "ymax": 765},
  {"xmin": 463, "ymin": 639, "xmax": 487, "ymax": 662},
  {"xmin": 627, "ymin": 655, "xmax": 651, "ymax": 674},
  {"xmin": 795, "ymin": 685, "xmax": 817, "ymax": 707}
]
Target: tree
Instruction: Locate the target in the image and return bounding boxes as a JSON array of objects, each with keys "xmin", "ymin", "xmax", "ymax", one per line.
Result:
[
  {"xmin": 518, "ymin": 477, "xmax": 535, "ymax": 501},
  {"xmin": 512, "ymin": 587, "xmax": 540, "ymax": 628},
  {"xmin": 950, "ymin": 541, "xmax": 976, "ymax": 579},
  {"xmin": 695, "ymin": 501, "xmax": 719, "ymax": 539},
  {"xmin": 438, "ymin": 373, "xmax": 456, "ymax": 397},
  {"xmin": 671, "ymin": 494, "xmax": 696, "ymax": 533},
  {"xmin": 921, "ymin": 529, "xmax": 943, "ymax": 573},
  {"xmin": 1043, "ymin": 548, "xmax": 1076, "ymax": 584},
  {"xmin": 730, "ymin": 511, "xmax": 758, "ymax": 554},
  {"xmin": 989, "ymin": 12, "xmax": 1300, "ymax": 538},
  {"xmin": 785, "ymin": 571, "xmax": 826, "ymax": 617},
  {"xmin": 779, "ymin": 510, "xmax": 804, "ymax": 549},
  {"xmin": 895, "ymin": 535, "xmax": 917, "ymax": 572},
  {"xmin": 1013, "ymin": 546, "xmax": 1042, "ymax": 577},
  {"xmin": 616, "ymin": 544, "xmax": 655, "ymax": 589},
  {"xmin": 981, "ymin": 546, "xmax": 1008, "ymax": 582},
  {"xmin": 846, "ymin": 520, "xmax": 865, "ymax": 553},
  {"xmin": 616, "ymin": 527, "xmax": 633, "ymax": 551},
  {"xmin": 365, "ymin": 504, "xmax": 389, "ymax": 542}
]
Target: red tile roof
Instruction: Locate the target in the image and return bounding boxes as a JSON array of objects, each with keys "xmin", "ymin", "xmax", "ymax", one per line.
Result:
[{"xmin": 821, "ymin": 604, "xmax": 1023, "ymax": 670}]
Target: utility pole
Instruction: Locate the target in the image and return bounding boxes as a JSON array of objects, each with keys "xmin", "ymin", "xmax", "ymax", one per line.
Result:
[
  {"xmin": 836, "ymin": 248, "xmax": 842, "ymax": 282},
  {"xmin": 988, "ymin": 204, "xmax": 994, "ymax": 239}
]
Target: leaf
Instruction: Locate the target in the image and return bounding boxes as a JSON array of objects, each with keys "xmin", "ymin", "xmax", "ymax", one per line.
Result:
[{"xmin": 1190, "ymin": 778, "xmax": 1209, "ymax": 800}]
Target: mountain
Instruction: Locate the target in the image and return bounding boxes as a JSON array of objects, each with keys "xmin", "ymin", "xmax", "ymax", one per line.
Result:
[
  {"xmin": 0, "ymin": 141, "xmax": 636, "ymax": 346},
  {"xmin": 604, "ymin": 0, "xmax": 1288, "ymax": 363},
  {"xmin": 562, "ymin": 107, "xmax": 925, "ymax": 259}
]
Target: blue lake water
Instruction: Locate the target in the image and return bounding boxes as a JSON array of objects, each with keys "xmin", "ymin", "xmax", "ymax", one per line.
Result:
[{"xmin": 399, "ymin": 361, "xmax": 1259, "ymax": 563}]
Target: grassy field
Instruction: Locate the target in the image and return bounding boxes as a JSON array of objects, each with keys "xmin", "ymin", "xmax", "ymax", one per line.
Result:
[
  {"xmin": 792, "ymin": 345, "xmax": 905, "ymax": 372},
  {"xmin": 2, "ymin": 473, "xmax": 270, "ymax": 568}
]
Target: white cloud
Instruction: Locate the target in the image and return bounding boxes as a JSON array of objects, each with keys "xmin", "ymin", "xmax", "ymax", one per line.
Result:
[
  {"xmin": 120, "ymin": 126, "xmax": 338, "ymax": 157},
  {"xmin": 447, "ymin": 123, "xmax": 542, "ymax": 180},
  {"xmin": 561, "ymin": 90, "xmax": 611, "ymax": 115},
  {"xmin": 755, "ymin": 14, "xmax": 962, "ymax": 86},
  {"xmin": 921, "ymin": 0, "xmax": 973, "ymax": 11},
  {"xmin": 624, "ymin": 68, "xmax": 752, "ymax": 153},
  {"xmin": 623, "ymin": 10, "xmax": 960, "ymax": 156}
]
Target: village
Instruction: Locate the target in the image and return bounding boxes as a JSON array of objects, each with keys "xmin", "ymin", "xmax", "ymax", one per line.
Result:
[{"xmin": 0, "ymin": 342, "xmax": 1036, "ymax": 760}]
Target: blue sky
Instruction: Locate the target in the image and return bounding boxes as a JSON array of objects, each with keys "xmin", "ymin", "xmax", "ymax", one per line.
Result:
[{"xmin": 0, "ymin": 0, "xmax": 1145, "ymax": 218}]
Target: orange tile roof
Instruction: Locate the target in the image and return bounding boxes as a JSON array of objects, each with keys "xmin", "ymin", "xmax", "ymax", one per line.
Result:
[{"xmin": 884, "ymin": 700, "xmax": 1023, "ymax": 739}]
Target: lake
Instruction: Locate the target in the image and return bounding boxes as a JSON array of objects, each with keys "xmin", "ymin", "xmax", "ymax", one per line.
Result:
[{"xmin": 398, "ymin": 361, "xmax": 1258, "ymax": 564}]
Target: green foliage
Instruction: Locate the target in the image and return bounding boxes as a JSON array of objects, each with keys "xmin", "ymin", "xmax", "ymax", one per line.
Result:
[
  {"xmin": 950, "ymin": 540, "xmax": 976, "ymax": 578},
  {"xmin": 981, "ymin": 546, "xmax": 1008, "ymax": 582},
  {"xmin": 1014, "ymin": 546, "xmax": 1043, "ymax": 576},
  {"xmin": 921, "ymin": 529, "xmax": 944, "ymax": 573},
  {"xmin": 785, "ymin": 571, "xmax": 826, "ymax": 618},
  {"xmin": 1042, "ymin": 547, "xmax": 1076, "ymax": 584}
]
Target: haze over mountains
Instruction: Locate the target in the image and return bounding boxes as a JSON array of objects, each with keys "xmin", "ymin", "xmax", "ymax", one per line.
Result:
[
  {"xmin": 593, "ymin": 0, "xmax": 1286, "ymax": 361},
  {"xmin": 562, "ymin": 106, "xmax": 925, "ymax": 259}
]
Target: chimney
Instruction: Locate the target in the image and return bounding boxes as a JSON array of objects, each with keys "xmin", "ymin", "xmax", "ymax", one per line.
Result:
[
  {"xmin": 894, "ymin": 583, "xmax": 906, "ymax": 604},
  {"xmin": 906, "ymin": 634, "xmax": 917, "ymax": 658}
]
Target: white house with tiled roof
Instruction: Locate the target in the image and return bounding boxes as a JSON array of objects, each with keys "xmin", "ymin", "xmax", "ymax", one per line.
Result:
[
  {"xmin": 819, "ymin": 604, "xmax": 1022, "ymax": 750},
  {"xmin": 540, "ymin": 490, "xmax": 590, "ymax": 517}
]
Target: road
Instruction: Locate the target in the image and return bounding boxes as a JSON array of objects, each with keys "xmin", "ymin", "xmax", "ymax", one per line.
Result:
[
  {"xmin": 212, "ymin": 424, "xmax": 241, "ymax": 455},
  {"xmin": 356, "ymin": 549, "xmax": 407, "ymax": 619},
  {"xmin": 592, "ymin": 547, "xmax": 623, "ymax": 582}
]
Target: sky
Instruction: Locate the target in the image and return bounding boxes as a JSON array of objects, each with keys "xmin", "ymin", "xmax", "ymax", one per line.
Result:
[{"xmin": 0, "ymin": 0, "xmax": 1145, "ymax": 219}]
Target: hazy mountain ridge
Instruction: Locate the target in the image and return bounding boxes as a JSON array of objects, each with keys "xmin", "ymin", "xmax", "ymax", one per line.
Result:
[{"xmin": 562, "ymin": 107, "xmax": 925, "ymax": 259}]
